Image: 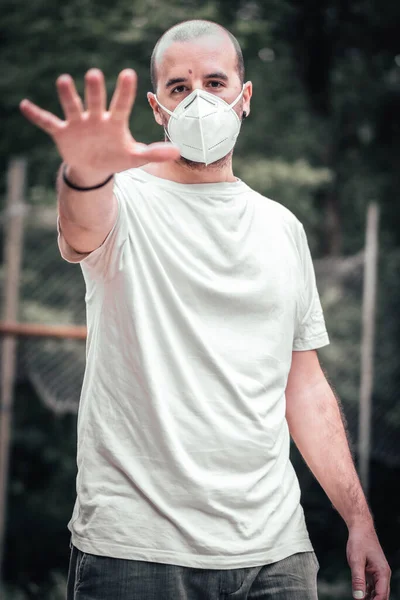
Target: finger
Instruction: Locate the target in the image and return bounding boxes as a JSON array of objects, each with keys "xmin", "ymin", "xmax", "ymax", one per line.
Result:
[
  {"xmin": 84, "ymin": 68, "xmax": 107, "ymax": 116},
  {"xmin": 56, "ymin": 74, "xmax": 84, "ymax": 121},
  {"xmin": 20, "ymin": 99, "xmax": 64, "ymax": 136},
  {"xmin": 109, "ymin": 69, "xmax": 137, "ymax": 121},
  {"xmin": 129, "ymin": 141, "xmax": 181, "ymax": 166},
  {"xmin": 365, "ymin": 581, "xmax": 374, "ymax": 600},
  {"xmin": 350, "ymin": 558, "xmax": 367, "ymax": 599},
  {"xmin": 373, "ymin": 573, "xmax": 390, "ymax": 600}
]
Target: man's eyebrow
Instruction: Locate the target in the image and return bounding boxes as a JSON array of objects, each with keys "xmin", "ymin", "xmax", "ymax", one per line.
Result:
[
  {"xmin": 165, "ymin": 72, "xmax": 229, "ymax": 88},
  {"xmin": 165, "ymin": 77, "xmax": 188, "ymax": 89},
  {"xmin": 204, "ymin": 72, "xmax": 229, "ymax": 81}
]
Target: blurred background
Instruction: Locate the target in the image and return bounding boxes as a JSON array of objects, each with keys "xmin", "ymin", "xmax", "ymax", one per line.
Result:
[{"xmin": 0, "ymin": 0, "xmax": 399, "ymax": 598}]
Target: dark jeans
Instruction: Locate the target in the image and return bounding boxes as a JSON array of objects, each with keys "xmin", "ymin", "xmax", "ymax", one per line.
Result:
[{"xmin": 67, "ymin": 543, "xmax": 320, "ymax": 599}]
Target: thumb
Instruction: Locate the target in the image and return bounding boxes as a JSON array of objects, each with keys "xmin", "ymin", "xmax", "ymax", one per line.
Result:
[
  {"xmin": 130, "ymin": 141, "xmax": 181, "ymax": 166},
  {"xmin": 351, "ymin": 561, "xmax": 366, "ymax": 599}
]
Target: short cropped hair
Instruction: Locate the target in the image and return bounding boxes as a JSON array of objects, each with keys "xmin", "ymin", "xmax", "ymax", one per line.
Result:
[{"xmin": 150, "ymin": 20, "xmax": 245, "ymax": 91}]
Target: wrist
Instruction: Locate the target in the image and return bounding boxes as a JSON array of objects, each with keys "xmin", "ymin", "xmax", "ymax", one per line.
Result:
[
  {"xmin": 64, "ymin": 164, "xmax": 114, "ymax": 188},
  {"xmin": 346, "ymin": 512, "xmax": 375, "ymax": 531}
]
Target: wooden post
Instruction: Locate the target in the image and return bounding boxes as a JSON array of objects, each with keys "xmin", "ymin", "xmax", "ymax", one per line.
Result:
[
  {"xmin": 0, "ymin": 322, "xmax": 87, "ymax": 340},
  {"xmin": 0, "ymin": 158, "xmax": 27, "ymax": 582},
  {"xmin": 358, "ymin": 202, "xmax": 380, "ymax": 498}
]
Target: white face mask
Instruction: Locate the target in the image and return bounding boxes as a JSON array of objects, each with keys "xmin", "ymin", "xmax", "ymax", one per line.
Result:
[{"xmin": 154, "ymin": 86, "xmax": 245, "ymax": 165}]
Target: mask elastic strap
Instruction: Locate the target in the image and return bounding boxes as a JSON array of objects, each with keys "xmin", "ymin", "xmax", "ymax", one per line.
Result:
[
  {"xmin": 154, "ymin": 96, "xmax": 177, "ymax": 142},
  {"xmin": 154, "ymin": 96, "xmax": 175, "ymax": 118},
  {"xmin": 227, "ymin": 84, "xmax": 245, "ymax": 109}
]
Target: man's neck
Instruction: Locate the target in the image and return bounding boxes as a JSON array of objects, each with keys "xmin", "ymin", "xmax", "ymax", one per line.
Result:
[{"xmin": 142, "ymin": 157, "xmax": 237, "ymax": 184}]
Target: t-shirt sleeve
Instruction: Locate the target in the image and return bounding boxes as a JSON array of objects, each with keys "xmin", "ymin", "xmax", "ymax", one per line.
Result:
[
  {"xmin": 293, "ymin": 224, "xmax": 330, "ymax": 351},
  {"xmin": 57, "ymin": 173, "xmax": 129, "ymax": 281}
]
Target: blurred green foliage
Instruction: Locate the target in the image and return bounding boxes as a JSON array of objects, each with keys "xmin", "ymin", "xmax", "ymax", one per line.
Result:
[{"xmin": 1, "ymin": 0, "xmax": 400, "ymax": 597}]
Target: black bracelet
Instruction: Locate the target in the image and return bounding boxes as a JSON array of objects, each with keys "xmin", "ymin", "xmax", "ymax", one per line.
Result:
[{"xmin": 62, "ymin": 164, "xmax": 114, "ymax": 191}]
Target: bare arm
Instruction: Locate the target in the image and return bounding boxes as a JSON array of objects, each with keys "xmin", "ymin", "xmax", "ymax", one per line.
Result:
[
  {"xmin": 20, "ymin": 68, "xmax": 180, "ymax": 254},
  {"xmin": 286, "ymin": 349, "xmax": 370, "ymax": 528},
  {"xmin": 286, "ymin": 349, "xmax": 391, "ymax": 600},
  {"xmin": 56, "ymin": 164, "xmax": 117, "ymax": 254}
]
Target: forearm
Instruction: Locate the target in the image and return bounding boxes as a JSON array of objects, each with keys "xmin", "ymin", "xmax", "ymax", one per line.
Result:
[
  {"xmin": 57, "ymin": 163, "xmax": 117, "ymax": 253},
  {"xmin": 286, "ymin": 364, "xmax": 373, "ymax": 530}
]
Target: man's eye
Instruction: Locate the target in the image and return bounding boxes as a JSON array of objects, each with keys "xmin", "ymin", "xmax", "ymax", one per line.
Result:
[
  {"xmin": 208, "ymin": 81, "xmax": 223, "ymax": 88},
  {"xmin": 172, "ymin": 85, "xmax": 187, "ymax": 94}
]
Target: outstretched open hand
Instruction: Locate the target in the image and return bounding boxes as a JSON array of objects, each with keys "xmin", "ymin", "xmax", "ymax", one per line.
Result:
[{"xmin": 20, "ymin": 68, "xmax": 180, "ymax": 183}]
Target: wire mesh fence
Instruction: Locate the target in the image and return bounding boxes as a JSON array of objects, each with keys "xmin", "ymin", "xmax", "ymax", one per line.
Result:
[
  {"xmin": 18, "ymin": 215, "xmax": 86, "ymax": 415},
  {"xmin": 13, "ymin": 211, "xmax": 85, "ymax": 414}
]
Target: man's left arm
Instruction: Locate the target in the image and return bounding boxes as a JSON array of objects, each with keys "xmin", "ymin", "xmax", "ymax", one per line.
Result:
[{"xmin": 286, "ymin": 349, "xmax": 391, "ymax": 600}]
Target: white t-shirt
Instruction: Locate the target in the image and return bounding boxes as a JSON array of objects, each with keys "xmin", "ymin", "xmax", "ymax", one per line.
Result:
[{"xmin": 58, "ymin": 168, "xmax": 329, "ymax": 569}]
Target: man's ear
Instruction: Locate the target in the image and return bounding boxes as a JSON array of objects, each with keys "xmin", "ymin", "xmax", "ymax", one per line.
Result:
[
  {"xmin": 242, "ymin": 81, "xmax": 252, "ymax": 119},
  {"xmin": 147, "ymin": 92, "xmax": 164, "ymax": 127}
]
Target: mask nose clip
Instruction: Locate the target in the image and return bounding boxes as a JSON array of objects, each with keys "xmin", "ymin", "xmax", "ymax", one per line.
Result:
[
  {"xmin": 184, "ymin": 89, "xmax": 217, "ymax": 110},
  {"xmin": 183, "ymin": 94, "xmax": 199, "ymax": 110}
]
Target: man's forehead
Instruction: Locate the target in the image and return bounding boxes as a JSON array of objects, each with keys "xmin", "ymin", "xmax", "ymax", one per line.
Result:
[{"xmin": 156, "ymin": 34, "xmax": 237, "ymax": 79}]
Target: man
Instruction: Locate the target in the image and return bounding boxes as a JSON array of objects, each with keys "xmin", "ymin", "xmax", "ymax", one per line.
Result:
[{"xmin": 20, "ymin": 19, "xmax": 391, "ymax": 600}]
